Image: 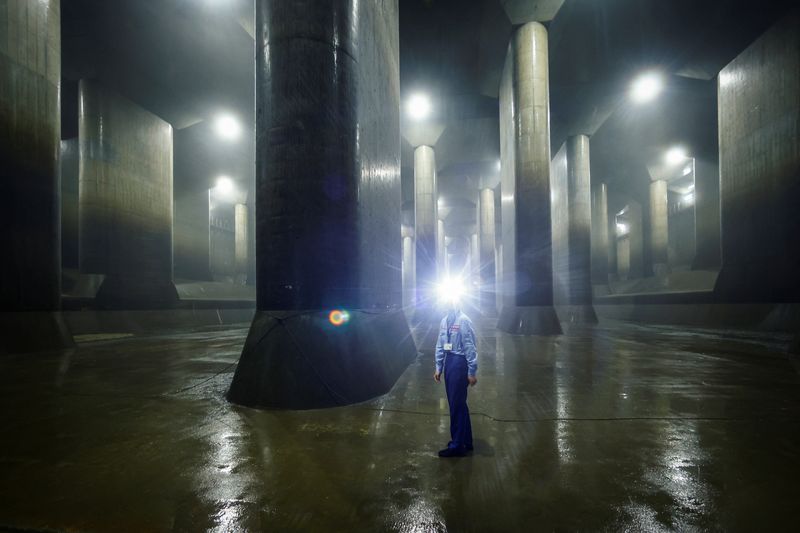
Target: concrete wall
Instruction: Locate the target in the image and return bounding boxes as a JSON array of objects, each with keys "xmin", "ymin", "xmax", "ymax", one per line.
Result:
[
  {"xmin": 0, "ymin": 0, "xmax": 61, "ymax": 312},
  {"xmin": 716, "ymin": 10, "xmax": 800, "ymax": 302},
  {"xmin": 78, "ymin": 79, "xmax": 177, "ymax": 308}
]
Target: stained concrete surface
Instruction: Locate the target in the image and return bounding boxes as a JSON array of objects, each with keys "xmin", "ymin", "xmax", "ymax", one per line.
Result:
[{"xmin": 1, "ymin": 318, "xmax": 800, "ymax": 531}]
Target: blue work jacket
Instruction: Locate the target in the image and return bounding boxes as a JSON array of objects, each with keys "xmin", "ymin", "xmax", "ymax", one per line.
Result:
[{"xmin": 435, "ymin": 311, "xmax": 478, "ymax": 377}]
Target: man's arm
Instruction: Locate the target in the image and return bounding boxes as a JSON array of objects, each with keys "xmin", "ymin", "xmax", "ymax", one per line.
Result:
[
  {"xmin": 462, "ymin": 318, "xmax": 478, "ymax": 378},
  {"xmin": 434, "ymin": 319, "xmax": 445, "ymax": 379}
]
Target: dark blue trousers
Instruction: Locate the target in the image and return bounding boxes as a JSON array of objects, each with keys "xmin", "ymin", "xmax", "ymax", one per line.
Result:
[{"xmin": 444, "ymin": 353, "xmax": 473, "ymax": 450}]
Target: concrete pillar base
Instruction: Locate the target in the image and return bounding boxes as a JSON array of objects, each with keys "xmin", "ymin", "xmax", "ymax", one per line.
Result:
[
  {"xmin": 95, "ymin": 277, "xmax": 180, "ymax": 310},
  {"xmin": 558, "ymin": 305, "xmax": 598, "ymax": 325},
  {"xmin": 227, "ymin": 309, "xmax": 417, "ymax": 409},
  {"xmin": 0, "ymin": 312, "xmax": 75, "ymax": 355},
  {"xmin": 497, "ymin": 305, "xmax": 563, "ymax": 336}
]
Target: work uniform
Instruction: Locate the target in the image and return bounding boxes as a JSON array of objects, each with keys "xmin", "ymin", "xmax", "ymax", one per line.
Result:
[{"xmin": 435, "ymin": 311, "xmax": 477, "ymax": 451}]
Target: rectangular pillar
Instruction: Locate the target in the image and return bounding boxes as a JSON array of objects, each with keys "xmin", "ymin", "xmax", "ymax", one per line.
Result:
[
  {"xmin": 0, "ymin": 0, "xmax": 73, "ymax": 353},
  {"xmin": 715, "ymin": 9, "xmax": 800, "ymax": 302},
  {"xmin": 174, "ymin": 188, "xmax": 212, "ymax": 281},
  {"xmin": 649, "ymin": 180, "xmax": 669, "ymax": 276},
  {"xmin": 591, "ymin": 183, "xmax": 609, "ymax": 283},
  {"xmin": 79, "ymin": 79, "xmax": 178, "ymax": 308},
  {"xmin": 234, "ymin": 203, "xmax": 248, "ymax": 283}
]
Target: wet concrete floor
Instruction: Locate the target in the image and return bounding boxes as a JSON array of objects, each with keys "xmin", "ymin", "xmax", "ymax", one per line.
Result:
[{"xmin": 1, "ymin": 317, "xmax": 799, "ymax": 532}]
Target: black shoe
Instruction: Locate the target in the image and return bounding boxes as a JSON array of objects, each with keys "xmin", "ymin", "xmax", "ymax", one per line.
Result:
[{"xmin": 438, "ymin": 446, "xmax": 467, "ymax": 458}]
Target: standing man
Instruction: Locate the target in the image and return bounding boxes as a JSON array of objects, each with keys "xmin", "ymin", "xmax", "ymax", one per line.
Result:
[{"xmin": 434, "ymin": 299, "xmax": 478, "ymax": 457}]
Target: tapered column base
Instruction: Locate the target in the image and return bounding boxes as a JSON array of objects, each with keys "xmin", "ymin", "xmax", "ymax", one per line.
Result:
[
  {"xmin": 497, "ymin": 305, "xmax": 562, "ymax": 335},
  {"xmin": 0, "ymin": 312, "xmax": 75, "ymax": 355},
  {"xmin": 228, "ymin": 308, "xmax": 417, "ymax": 410}
]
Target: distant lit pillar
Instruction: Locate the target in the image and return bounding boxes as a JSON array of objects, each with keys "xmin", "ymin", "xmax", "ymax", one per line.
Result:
[
  {"xmin": 401, "ymin": 225, "xmax": 415, "ymax": 308},
  {"xmin": 564, "ymin": 135, "xmax": 597, "ymax": 323},
  {"xmin": 591, "ymin": 183, "xmax": 610, "ymax": 284},
  {"xmin": 234, "ymin": 203, "xmax": 248, "ymax": 283},
  {"xmin": 0, "ymin": 0, "xmax": 73, "ymax": 353},
  {"xmin": 649, "ymin": 180, "xmax": 669, "ymax": 276},
  {"xmin": 479, "ymin": 187, "xmax": 496, "ymax": 315},
  {"xmin": 414, "ymin": 145, "xmax": 438, "ymax": 308},
  {"xmin": 497, "ymin": 21, "xmax": 561, "ymax": 335}
]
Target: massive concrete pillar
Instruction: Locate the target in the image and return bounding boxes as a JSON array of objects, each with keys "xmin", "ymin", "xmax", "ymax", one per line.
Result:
[
  {"xmin": 401, "ymin": 225, "xmax": 415, "ymax": 309},
  {"xmin": 78, "ymin": 80, "xmax": 179, "ymax": 309},
  {"xmin": 649, "ymin": 180, "xmax": 670, "ymax": 276},
  {"xmin": 692, "ymin": 159, "xmax": 721, "ymax": 270},
  {"xmin": 0, "ymin": 0, "xmax": 73, "ymax": 353},
  {"xmin": 234, "ymin": 203, "xmax": 248, "ymax": 284},
  {"xmin": 497, "ymin": 22, "xmax": 561, "ymax": 335},
  {"xmin": 227, "ymin": 0, "xmax": 414, "ymax": 410},
  {"xmin": 591, "ymin": 183, "xmax": 610, "ymax": 284},
  {"xmin": 565, "ymin": 135, "xmax": 596, "ymax": 323},
  {"xmin": 413, "ymin": 145, "xmax": 438, "ymax": 308},
  {"xmin": 479, "ymin": 187, "xmax": 497, "ymax": 315},
  {"xmin": 714, "ymin": 10, "xmax": 800, "ymax": 303}
]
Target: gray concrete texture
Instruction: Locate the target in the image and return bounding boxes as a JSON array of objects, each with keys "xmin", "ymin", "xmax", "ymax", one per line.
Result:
[
  {"xmin": 0, "ymin": 0, "xmax": 74, "ymax": 354},
  {"xmin": 497, "ymin": 22, "xmax": 561, "ymax": 335},
  {"xmin": 414, "ymin": 145, "xmax": 438, "ymax": 305},
  {"xmin": 234, "ymin": 203, "xmax": 248, "ymax": 282},
  {"xmin": 551, "ymin": 135, "xmax": 596, "ymax": 323},
  {"xmin": 479, "ymin": 187, "xmax": 496, "ymax": 315},
  {"xmin": 229, "ymin": 0, "xmax": 414, "ymax": 409},
  {"xmin": 174, "ymin": 187, "xmax": 212, "ymax": 281},
  {"xmin": 692, "ymin": 158, "xmax": 721, "ymax": 270},
  {"xmin": 2, "ymin": 318, "xmax": 800, "ymax": 530},
  {"xmin": 60, "ymin": 139, "xmax": 80, "ymax": 270},
  {"xmin": 0, "ymin": 0, "xmax": 61, "ymax": 312},
  {"xmin": 715, "ymin": 9, "xmax": 800, "ymax": 303},
  {"xmin": 78, "ymin": 79, "xmax": 178, "ymax": 309},
  {"xmin": 649, "ymin": 180, "xmax": 669, "ymax": 274},
  {"xmin": 591, "ymin": 183, "xmax": 610, "ymax": 283}
]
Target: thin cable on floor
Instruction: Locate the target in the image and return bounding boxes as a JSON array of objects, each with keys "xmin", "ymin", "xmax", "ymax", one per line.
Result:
[{"xmin": 356, "ymin": 406, "xmax": 800, "ymax": 424}]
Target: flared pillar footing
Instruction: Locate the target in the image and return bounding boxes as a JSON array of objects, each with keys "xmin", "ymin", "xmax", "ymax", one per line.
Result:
[
  {"xmin": 558, "ymin": 305, "xmax": 598, "ymax": 325},
  {"xmin": 227, "ymin": 308, "xmax": 417, "ymax": 410},
  {"xmin": 95, "ymin": 276, "xmax": 179, "ymax": 310},
  {"xmin": 497, "ymin": 305, "xmax": 563, "ymax": 335},
  {"xmin": 0, "ymin": 312, "xmax": 75, "ymax": 355}
]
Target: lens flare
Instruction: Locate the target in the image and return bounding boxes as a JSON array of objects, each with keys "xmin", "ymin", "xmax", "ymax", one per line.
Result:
[{"xmin": 328, "ymin": 309, "xmax": 350, "ymax": 327}]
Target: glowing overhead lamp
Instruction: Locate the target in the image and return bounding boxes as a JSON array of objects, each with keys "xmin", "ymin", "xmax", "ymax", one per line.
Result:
[
  {"xmin": 406, "ymin": 93, "xmax": 432, "ymax": 121},
  {"xmin": 214, "ymin": 114, "xmax": 241, "ymax": 141},
  {"xmin": 630, "ymin": 71, "xmax": 664, "ymax": 104}
]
